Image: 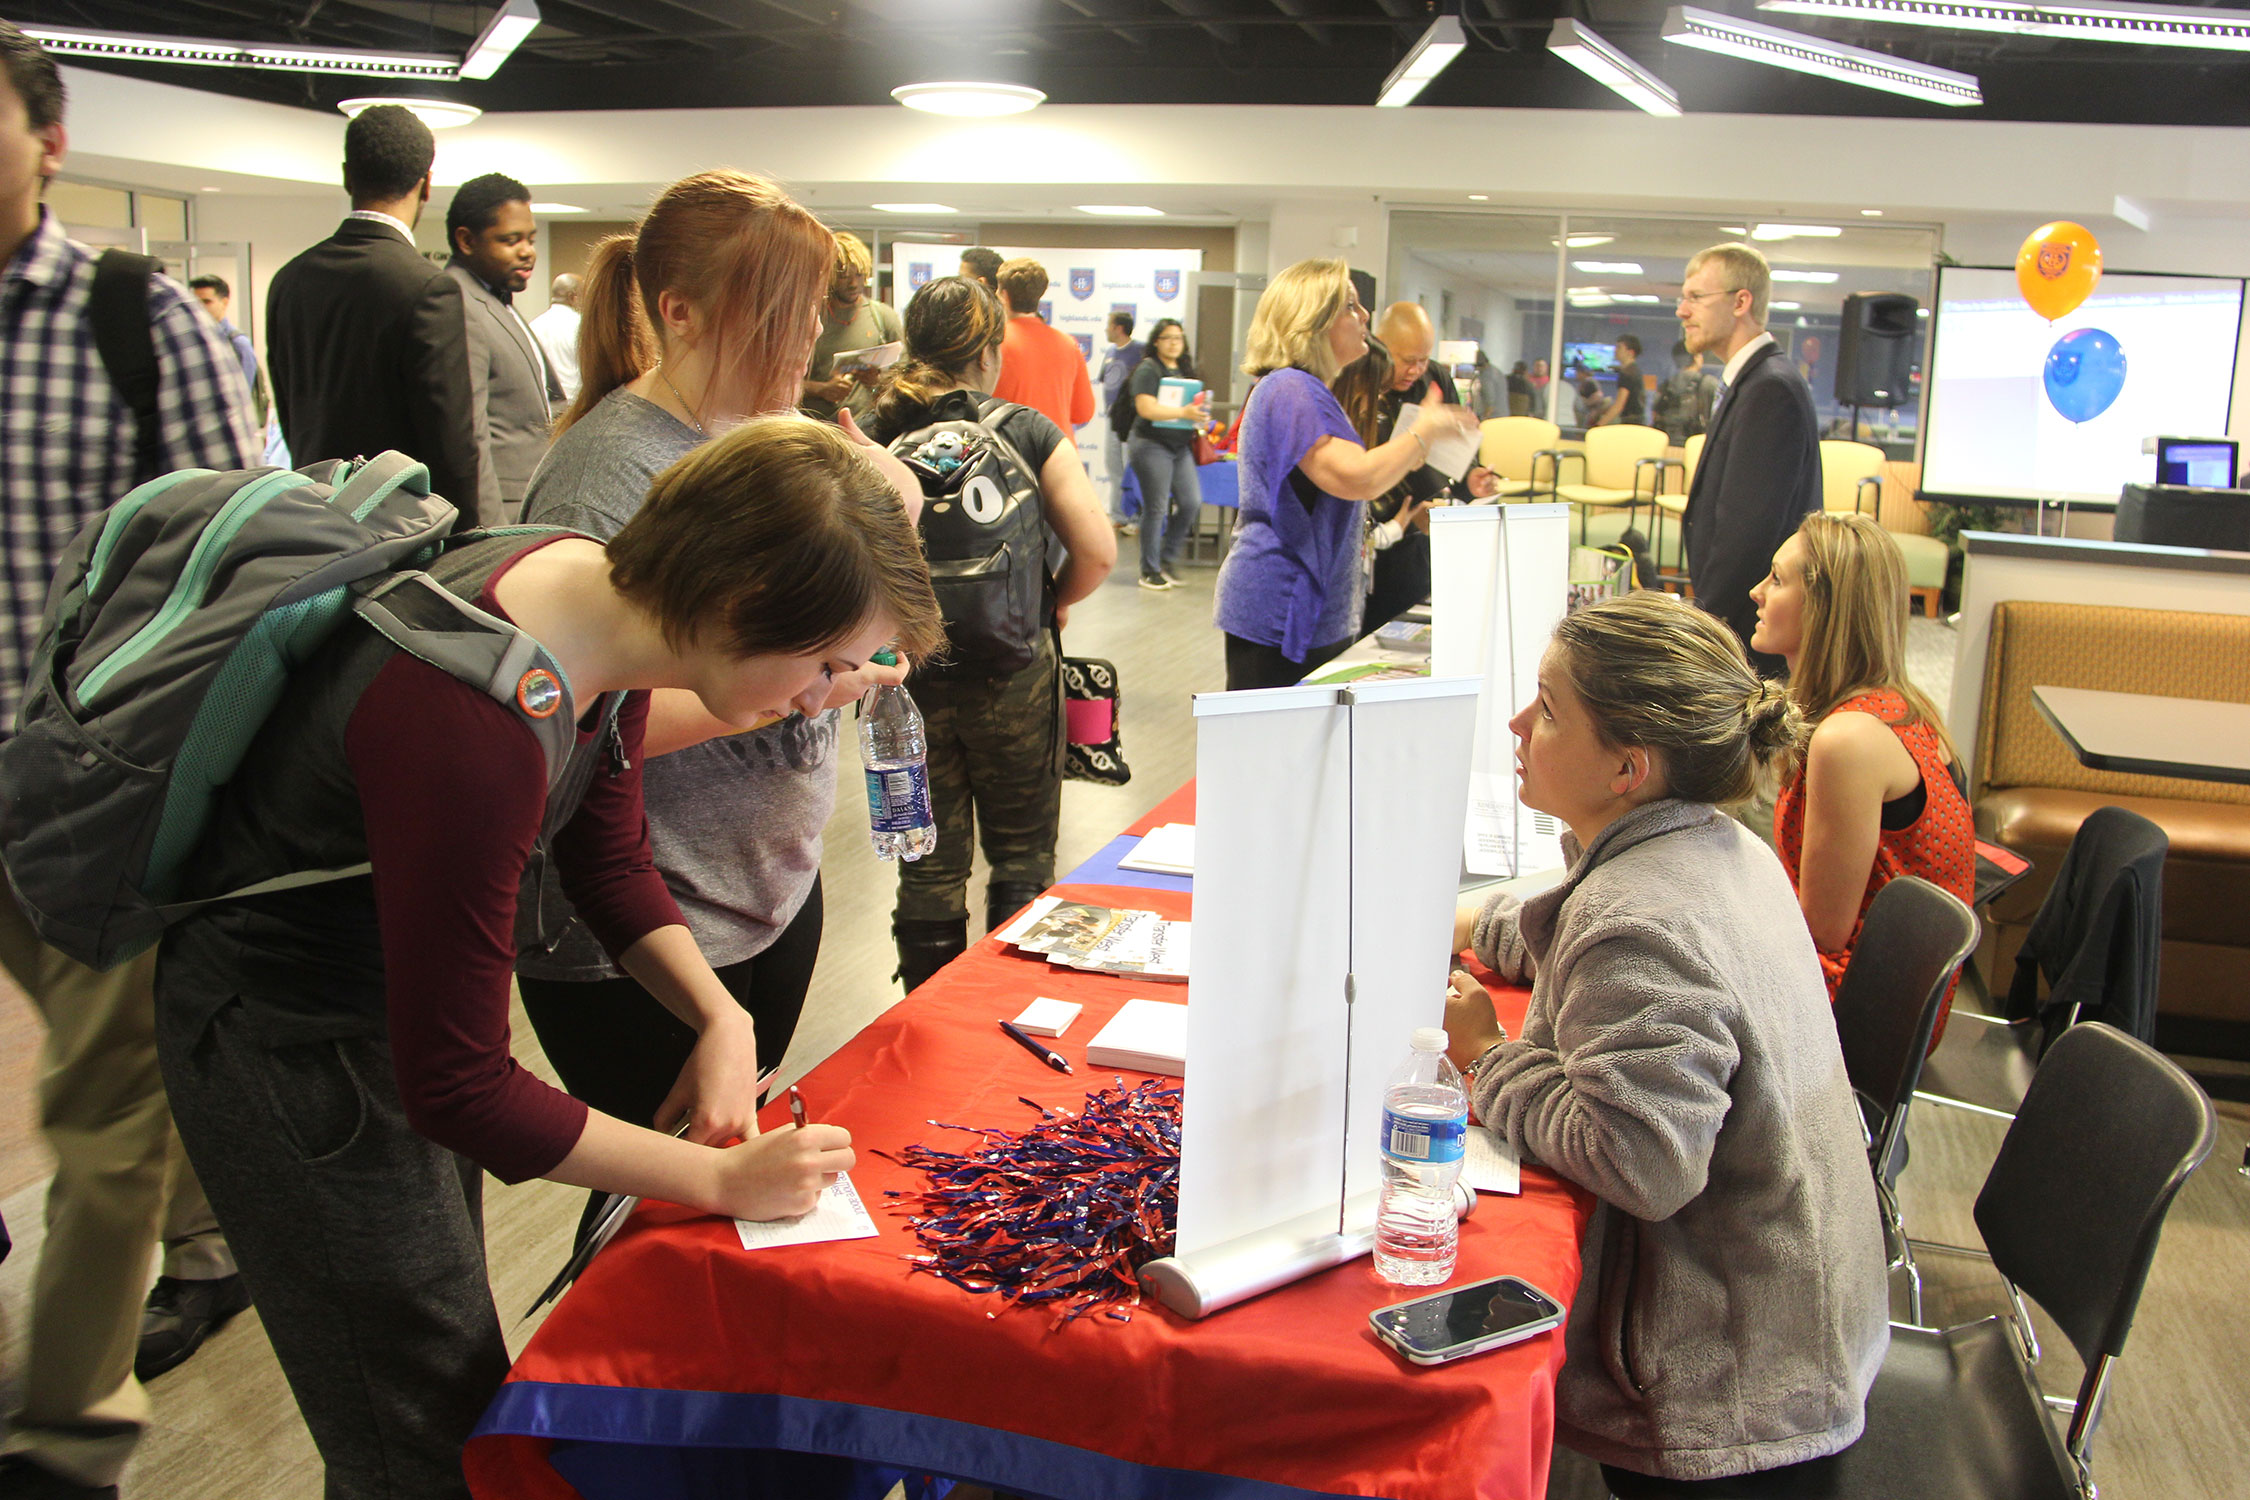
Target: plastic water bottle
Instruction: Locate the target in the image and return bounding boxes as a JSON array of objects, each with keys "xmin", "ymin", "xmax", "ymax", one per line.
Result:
[
  {"xmin": 859, "ymin": 649, "xmax": 936, "ymax": 862},
  {"xmin": 1374, "ymin": 1026, "xmax": 1469, "ymax": 1286}
]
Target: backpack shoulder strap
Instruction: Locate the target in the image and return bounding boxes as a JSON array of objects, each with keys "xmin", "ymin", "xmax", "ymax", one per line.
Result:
[{"xmin": 90, "ymin": 250, "xmax": 164, "ymax": 483}]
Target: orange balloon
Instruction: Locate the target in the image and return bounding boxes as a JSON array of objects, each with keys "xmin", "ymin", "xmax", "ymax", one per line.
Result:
[{"xmin": 2016, "ymin": 221, "xmax": 2103, "ymax": 322}]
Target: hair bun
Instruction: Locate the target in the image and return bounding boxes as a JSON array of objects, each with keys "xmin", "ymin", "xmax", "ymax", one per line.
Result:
[{"xmin": 1743, "ymin": 678, "xmax": 1809, "ymax": 762}]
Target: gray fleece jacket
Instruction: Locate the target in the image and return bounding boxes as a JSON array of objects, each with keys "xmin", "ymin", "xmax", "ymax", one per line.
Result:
[{"xmin": 1469, "ymin": 798, "xmax": 1888, "ymax": 1481}]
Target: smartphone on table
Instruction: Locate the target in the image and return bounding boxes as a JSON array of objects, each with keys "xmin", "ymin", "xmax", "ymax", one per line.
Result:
[{"xmin": 1368, "ymin": 1274, "xmax": 1564, "ymax": 1366}]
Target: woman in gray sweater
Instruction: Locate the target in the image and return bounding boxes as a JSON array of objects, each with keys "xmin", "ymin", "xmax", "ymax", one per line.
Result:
[{"xmin": 1445, "ymin": 591, "xmax": 1889, "ymax": 1487}]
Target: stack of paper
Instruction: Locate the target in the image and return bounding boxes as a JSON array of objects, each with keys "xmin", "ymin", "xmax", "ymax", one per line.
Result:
[
  {"xmin": 1085, "ymin": 998, "xmax": 1189, "ymax": 1076},
  {"xmin": 1119, "ymin": 823, "xmax": 1195, "ymax": 875},
  {"xmin": 1392, "ymin": 400, "xmax": 1480, "ymax": 482}
]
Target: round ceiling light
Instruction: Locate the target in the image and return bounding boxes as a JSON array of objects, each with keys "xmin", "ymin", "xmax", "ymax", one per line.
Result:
[
  {"xmin": 889, "ymin": 82, "xmax": 1046, "ymax": 117},
  {"xmin": 338, "ymin": 96, "xmax": 482, "ymax": 129}
]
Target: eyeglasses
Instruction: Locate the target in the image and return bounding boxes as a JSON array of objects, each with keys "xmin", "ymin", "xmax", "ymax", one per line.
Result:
[
  {"xmin": 1676, "ymin": 289, "xmax": 1738, "ymax": 308},
  {"xmin": 1396, "ymin": 353, "xmax": 1432, "ymax": 369}
]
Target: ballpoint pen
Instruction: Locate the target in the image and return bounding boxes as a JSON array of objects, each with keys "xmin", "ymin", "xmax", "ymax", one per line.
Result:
[
  {"xmin": 999, "ymin": 1018, "xmax": 1073, "ymax": 1075},
  {"xmin": 789, "ymin": 1084, "xmax": 807, "ymax": 1129}
]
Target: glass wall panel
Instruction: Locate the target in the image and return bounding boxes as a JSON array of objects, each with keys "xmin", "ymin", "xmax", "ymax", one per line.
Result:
[
  {"xmin": 1386, "ymin": 211, "xmax": 1564, "ymax": 424},
  {"xmin": 48, "ymin": 180, "xmax": 132, "ymax": 231},
  {"xmin": 136, "ymin": 193, "xmax": 188, "ymax": 242},
  {"xmin": 1558, "ymin": 215, "xmax": 1938, "ymax": 453}
]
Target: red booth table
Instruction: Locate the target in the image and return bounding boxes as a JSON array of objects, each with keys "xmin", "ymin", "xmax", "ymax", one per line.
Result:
[{"xmin": 466, "ymin": 786, "xmax": 1594, "ymax": 1500}]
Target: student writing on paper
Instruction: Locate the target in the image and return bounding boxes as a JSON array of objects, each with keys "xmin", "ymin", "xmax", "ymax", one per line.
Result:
[
  {"xmin": 1439, "ymin": 593, "xmax": 1887, "ymax": 1489},
  {"xmin": 151, "ymin": 418, "xmax": 940, "ymax": 1498}
]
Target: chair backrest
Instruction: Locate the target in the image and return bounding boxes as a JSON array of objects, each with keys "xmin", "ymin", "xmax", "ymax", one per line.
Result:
[
  {"xmin": 1832, "ymin": 876, "xmax": 1980, "ymax": 1174},
  {"xmin": 1819, "ymin": 440, "xmax": 1885, "ymax": 514},
  {"xmin": 1478, "ymin": 416, "xmax": 1558, "ymax": 480},
  {"xmin": 1681, "ymin": 433, "xmax": 1705, "ymax": 493},
  {"xmin": 1580, "ymin": 423, "xmax": 1668, "ymax": 488},
  {"xmin": 1976, "ymin": 1022, "xmax": 2215, "ymax": 1368}
]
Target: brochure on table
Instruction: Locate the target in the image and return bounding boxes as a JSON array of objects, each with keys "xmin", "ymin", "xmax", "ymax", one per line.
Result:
[
  {"xmin": 1430, "ymin": 504, "xmax": 1571, "ymax": 878},
  {"xmin": 885, "ymin": 242, "xmax": 1205, "ymax": 495},
  {"xmin": 1142, "ymin": 674, "xmax": 1479, "ymax": 1318}
]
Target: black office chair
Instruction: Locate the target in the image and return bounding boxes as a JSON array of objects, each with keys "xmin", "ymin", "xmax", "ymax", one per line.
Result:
[
  {"xmin": 1602, "ymin": 1022, "xmax": 2217, "ymax": 1500},
  {"xmin": 1918, "ymin": 806, "xmax": 2166, "ymax": 1123},
  {"xmin": 1831, "ymin": 877, "xmax": 1980, "ymax": 1324}
]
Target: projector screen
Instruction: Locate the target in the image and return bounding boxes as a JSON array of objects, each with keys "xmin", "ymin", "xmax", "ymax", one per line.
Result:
[{"xmin": 1921, "ymin": 266, "xmax": 2243, "ymax": 505}]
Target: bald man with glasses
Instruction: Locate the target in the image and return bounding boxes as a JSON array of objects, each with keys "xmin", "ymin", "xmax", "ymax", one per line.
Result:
[
  {"xmin": 1364, "ymin": 302, "xmax": 1497, "ymax": 628},
  {"xmin": 1674, "ymin": 243, "xmax": 1820, "ymax": 677}
]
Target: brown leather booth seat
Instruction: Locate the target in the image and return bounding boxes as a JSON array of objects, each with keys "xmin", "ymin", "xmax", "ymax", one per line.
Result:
[{"xmin": 1973, "ymin": 601, "xmax": 2250, "ymax": 1056}]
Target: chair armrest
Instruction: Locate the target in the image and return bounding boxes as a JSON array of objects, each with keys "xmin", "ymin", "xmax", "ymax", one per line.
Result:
[
  {"xmin": 1633, "ymin": 455, "xmax": 1682, "ymax": 501},
  {"xmin": 1856, "ymin": 474, "xmax": 1882, "ymax": 516},
  {"xmin": 1529, "ymin": 447, "xmax": 1584, "ymax": 495}
]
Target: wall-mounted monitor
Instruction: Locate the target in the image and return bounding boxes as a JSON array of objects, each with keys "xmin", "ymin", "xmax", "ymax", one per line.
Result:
[
  {"xmin": 2155, "ymin": 436, "xmax": 2239, "ymax": 488},
  {"xmin": 1561, "ymin": 340, "xmax": 1618, "ymax": 376},
  {"xmin": 1920, "ymin": 266, "xmax": 2243, "ymax": 506}
]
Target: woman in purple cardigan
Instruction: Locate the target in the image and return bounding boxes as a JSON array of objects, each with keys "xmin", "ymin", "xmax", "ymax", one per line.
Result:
[{"xmin": 1211, "ymin": 258, "xmax": 1475, "ymax": 690}]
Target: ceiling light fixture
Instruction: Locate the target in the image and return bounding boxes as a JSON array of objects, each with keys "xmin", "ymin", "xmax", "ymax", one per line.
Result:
[
  {"xmin": 1720, "ymin": 225, "xmax": 1750, "ymax": 233},
  {"xmin": 872, "ymin": 203, "xmax": 960, "ymax": 214},
  {"xmin": 1378, "ymin": 16, "xmax": 1470, "ymax": 107},
  {"xmin": 528, "ymin": 202, "xmax": 586, "ymax": 214},
  {"xmin": 1770, "ymin": 269, "xmax": 1842, "ymax": 282},
  {"xmin": 890, "ymin": 81, "xmax": 1046, "ymax": 116},
  {"xmin": 1663, "ymin": 5, "xmax": 1983, "ymax": 106},
  {"xmin": 338, "ymin": 97, "xmax": 482, "ymax": 129},
  {"xmin": 1574, "ymin": 260, "xmax": 1646, "ymax": 274},
  {"xmin": 24, "ymin": 1, "xmax": 539, "ymax": 79},
  {"xmin": 1076, "ymin": 204, "xmax": 1167, "ymax": 217},
  {"xmin": 1547, "ymin": 19, "xmax": 1684, "ymax": 115},
  {"xmin": 1861, "ymin": 208, "xmax": 1884, "ymax": 216},
  {"xmin": 1751, "ymin": 222, "xmax": 1844, "ymax": 239},
  {"xmin": 1552, "ymin": 234, "xmax": 1616, "ymax": 248},
  {"xmin": 460, "ymin": 0, "xmax": 542, "ymax": 80},
  {"xmin": 1770, "ymin": 300, "xmax": 1805, "ymax": 310},
  {"xmin": 1758, "ymin": 0, "xmax": 2250, "ymax": 52},
  {"xmin": 1468, "ymin": 193, "xmax": 1491, "ymax": 201}
]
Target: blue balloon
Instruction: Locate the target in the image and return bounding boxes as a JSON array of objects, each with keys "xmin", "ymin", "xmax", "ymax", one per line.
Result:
[{"xmin": 2043, "ymin": 327, "xmax": 2127, "ymax": 424}]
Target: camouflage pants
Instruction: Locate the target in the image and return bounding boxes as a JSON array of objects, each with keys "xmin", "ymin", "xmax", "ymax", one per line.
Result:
[{"xmin": 895, "ymin": 638, "xmax": 1065, "ymax": 925}]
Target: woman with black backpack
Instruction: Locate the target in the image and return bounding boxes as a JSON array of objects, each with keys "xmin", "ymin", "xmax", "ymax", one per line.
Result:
[{"xmin": 867, "ymin": 276, "xmax": 1116, "ymax": 986}]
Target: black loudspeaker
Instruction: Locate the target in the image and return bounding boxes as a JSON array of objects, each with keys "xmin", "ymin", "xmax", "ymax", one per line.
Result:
[{"xmin": 1836, "ymin": 292, "xmax": 1918, "ymax": 408}]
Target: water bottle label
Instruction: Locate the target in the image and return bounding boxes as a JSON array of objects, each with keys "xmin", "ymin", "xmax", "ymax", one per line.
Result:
[
  {"xmin": 1382, "ymin": 1106, "xmax": 1466, "ymax": 1165},
  {"xmin": 865, "ymin": 762, "xmax": 932, "ymax": 833}
]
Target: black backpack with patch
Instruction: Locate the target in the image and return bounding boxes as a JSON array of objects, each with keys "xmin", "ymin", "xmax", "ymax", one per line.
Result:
[{"xmin": 888, "ymin": 392, "xmax": 1050, "ymax": 679}]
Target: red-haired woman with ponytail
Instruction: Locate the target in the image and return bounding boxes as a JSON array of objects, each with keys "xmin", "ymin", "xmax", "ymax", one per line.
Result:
[{"xmin": 519, "ymin": 171, "xmax": 918, "ymax": 1236}]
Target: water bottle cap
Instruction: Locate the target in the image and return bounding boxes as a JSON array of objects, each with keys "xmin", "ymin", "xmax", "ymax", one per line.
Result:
[
  {"xmin": 872, "ymin": 648, "xmax": 898, "ymax": 666},
  {"xmin": 1412, "ymin": 1026, "xmax": 1449, "ymax": 1053}
]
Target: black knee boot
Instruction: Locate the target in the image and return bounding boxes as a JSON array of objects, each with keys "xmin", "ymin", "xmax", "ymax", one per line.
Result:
[
  {"xmin": 985, "ymin": 881, "xmax": 1046, "ymax": 937},
  {"xmin": 893, "ymin": 915, "xmax": 968, "ymax": 992}
]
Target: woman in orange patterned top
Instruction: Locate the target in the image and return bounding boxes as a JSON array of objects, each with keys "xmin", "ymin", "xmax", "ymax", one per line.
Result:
[{"xmin": 1752, "ymin": 512, "xmax": 1975, "ymax": 1041}]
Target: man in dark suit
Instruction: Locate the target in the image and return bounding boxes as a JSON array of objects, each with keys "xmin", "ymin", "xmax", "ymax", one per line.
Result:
[
  {"xmin": 266, "ymin": 104, "xmax": 483, "ymax": 515},
  {"xmin": 446, "ymin": 172, "xmax": 561, "ymax": 522},
  {"xmin": 1677, "ymin": 241, "xmax": 1820, "ymax": 677}
]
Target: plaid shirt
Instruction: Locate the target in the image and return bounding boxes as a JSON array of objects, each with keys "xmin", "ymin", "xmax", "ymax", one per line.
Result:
[{"xmin": 2, "ymin": 208, "xmax": 260, "ymax": 732}]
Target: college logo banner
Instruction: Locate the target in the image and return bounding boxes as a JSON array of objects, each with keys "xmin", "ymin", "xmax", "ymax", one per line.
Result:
[
  {"xmin": 1153, "ymin": 270, "xmax": 1181, "ymax": 302},
  {"xmin": 909, "ymin": 262, "xmax": 934, "ymax": 290},
  {"xmin": 1069, "ymin": 268, "xmax": 1096, "ymax": 301},
  {"xmin": 1073, "ymin": 333, "xmax": 1094, "ymax": 360},
  {"xmin": 1039, "ymin": 299, "xmax": 1054, "ymax": 324}
]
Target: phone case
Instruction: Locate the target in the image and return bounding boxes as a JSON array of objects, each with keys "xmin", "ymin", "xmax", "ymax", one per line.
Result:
[{"xmin": 1368, "ymin": 1277, "xmax": 1563, "ymax": 1366}]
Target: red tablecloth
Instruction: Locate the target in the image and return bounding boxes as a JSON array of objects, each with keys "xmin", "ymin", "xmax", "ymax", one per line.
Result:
[{"xmin": 467, "ymin": 785, "xmax": 1592, "ymax": 1500}]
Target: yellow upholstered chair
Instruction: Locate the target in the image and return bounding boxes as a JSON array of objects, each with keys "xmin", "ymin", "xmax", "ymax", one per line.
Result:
[
  {"xmin": 1476, "ymin": 417, "xmax": 1559, "ymax": 499},
  {"xmin": 1646, "ymin": 433, "xmax": 1701, "ymax": 584},
  {"xmin": 1820, "ymin": 440, "xmax": 1886, "ymax": 517},
  {"xmin": 1538, "ymin": 423, "xmax": 1669, "ymax": 541}
]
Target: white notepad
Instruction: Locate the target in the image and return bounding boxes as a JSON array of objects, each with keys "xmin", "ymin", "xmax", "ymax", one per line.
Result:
[
  {"xmin": 1464, "ymin": 1125, "xmax": 1522, "ymax": 1196},
  {"xmin": 1084, "ymin": 998, "xmax": 1189, "ymax": 1076},
  {"xmin": 1393, "ymin": 399, "xmax": 1480, "ymax": 482},
  {"xmin": 734, "ymin": 1171, "xmax": 879, "ymax": 1250},
  {"xmin": 1119, "ymin": 822, "xmax": 1195, "ymax": 875}
]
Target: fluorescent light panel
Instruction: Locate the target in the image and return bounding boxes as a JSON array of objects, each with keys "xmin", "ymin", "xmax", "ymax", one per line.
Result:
[
  {"xmin": 459, "ymin": 0, "xmax": 542, "ymax": 81},
  {"xmin": 1574, "ymin": 260, "xmax": 1646, "ymax": 274},
  {"xmin": 1663, "ymin": 5, "xmax": 1984, "ymax": 105},
  {"xmin": 1751, "ymin": 222, "xmax": 1844, "ymax": 239},
  {"xmin": 23, "ymin": 1, "xmax": 539, "ymax": 79},
  {"xmin": 528, "ymin": 202, "xmax": 586, "ymax": 214},
  {"xmin": 872, "ymin": 203, "xmax": 960, "ymax": 214},
  {"xmin": 1770, "ymin": 269, "xmax": 1842, "ymax": 282},
  {"xmin": 1547, "ymin": 19, "xmax": 1684, "ymax": 115},
  {"xmin": 1378, "ymin": 16, "xmax": 1469, "ymax": 106},
  {"xmin": 1757, "ymin": 0, "xmax": 2250, "ymax": 52},
  {"xmin": 1077, "ymin": 205, "xmax": 1166, "ymax": 217}
]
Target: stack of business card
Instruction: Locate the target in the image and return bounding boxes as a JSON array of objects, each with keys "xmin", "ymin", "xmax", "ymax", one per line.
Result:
[{"xmin": 1084, "ymin": 998, "xmax": 1189, "ymax": 1076}]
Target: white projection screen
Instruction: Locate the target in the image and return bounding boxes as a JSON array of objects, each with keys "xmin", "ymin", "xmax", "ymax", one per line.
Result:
[{"xmin": 1921, "ymin": 266, "xmax": 2243, "ymax": 505}]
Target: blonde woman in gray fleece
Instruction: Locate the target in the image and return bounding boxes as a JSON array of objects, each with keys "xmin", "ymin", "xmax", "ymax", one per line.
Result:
[{"xmin": 1444, "ymin": 591, "xmax": 1888, "ymax": 1488}]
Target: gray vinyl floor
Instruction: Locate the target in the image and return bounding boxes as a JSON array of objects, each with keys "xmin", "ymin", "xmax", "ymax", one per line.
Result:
[{"xmin": 1, "ymin": 542, "xmax": 2244, "ymax": 1500}]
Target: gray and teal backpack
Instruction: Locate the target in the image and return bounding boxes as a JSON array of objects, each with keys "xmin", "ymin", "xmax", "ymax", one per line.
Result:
[{"xmin": 0, "ymin": 451, "xmax": 585, "ymax": 970}]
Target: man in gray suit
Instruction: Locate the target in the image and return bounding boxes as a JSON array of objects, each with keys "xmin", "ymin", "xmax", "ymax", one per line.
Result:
[{"xmin": 446, "ymin": 172, "xmax": 561, "ymax": 522}]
